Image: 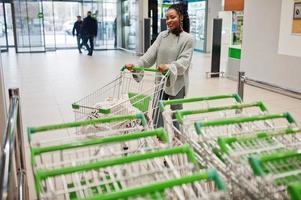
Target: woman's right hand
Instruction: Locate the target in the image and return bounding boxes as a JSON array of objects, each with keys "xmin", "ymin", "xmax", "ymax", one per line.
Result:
[{"xmin": 124, "ymin": 64, "xmax": 134, "ymax": 71}]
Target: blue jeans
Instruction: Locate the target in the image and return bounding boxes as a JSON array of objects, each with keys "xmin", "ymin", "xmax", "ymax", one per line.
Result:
[
  {"xmin": 82, "ymin": 35, "xmax": 94, "ymax": 55},
  {"xmin": 77, "ymin": 35, "xmax": 83, "ymax": 52}
]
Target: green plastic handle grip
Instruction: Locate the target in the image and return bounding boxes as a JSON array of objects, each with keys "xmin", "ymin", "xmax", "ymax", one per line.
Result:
[
  {"xmin": 218, "ymin": 128, "xmax": 300, "ymax": 154},
  {"xmin": 35, "ymin": 145, "xmax": 198, "ymax": 193},
  {"xmin": 82, "ymin": 169, "xmax": 226, "ymax": 200},
  {"xmin": 175, "ymin": 101, "xmax": 268, "ymax": 124},
  {"xmin": 249, "ymin": 150, "xmax": 299, "ymax": 176},
  {"xmin": 159, "ymin": 94, "xmax": 242, "ymax": 112},
  {"xmin": 288, "ymin": 183, "xmax": 301, "ymax": 200},
  {"xmin": 28, "ymin": 113, "xmax": 147, "ymax": 135},
  {"xmin": 121, "ymin": 66, "xmax": 161, "ymax": 73},
  {"xmin": 194, "ymin": 112, "xmax": 296, "ymax": 135},
  {"xmin": 71, "ymin": 103, "xmax": 111, "ymax": 114},
  {"xmin": 31, "ymin": 128, "xmax": 169, "ymax": 156}
]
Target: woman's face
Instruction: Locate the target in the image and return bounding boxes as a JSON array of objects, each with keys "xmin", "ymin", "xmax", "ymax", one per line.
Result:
[{"xmin": 166, "ymin": 9, "xmax": 182, "ymax": 31}]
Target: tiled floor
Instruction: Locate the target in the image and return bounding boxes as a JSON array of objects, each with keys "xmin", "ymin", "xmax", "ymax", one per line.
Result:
[
  {"xmin": 3, "ymin": 50, "xmax": 301, "ymax": 127},
  {"xmin": 2, "ymin": 49, "xmax": 301, "ymax": 199}
]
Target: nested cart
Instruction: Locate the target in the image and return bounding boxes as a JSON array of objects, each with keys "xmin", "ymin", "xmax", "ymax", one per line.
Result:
[
  {"xmin": 28, "ymin": 113, "xmax": 229, "ymax": 199},
  {"xmin": 32, "ymin": 144, "xmax": 227, "ymax": 200},
  {"xmin": 159, "ymin": 94, "xmax": 243, "ymax": 142},
  {"xmin": 217, "ymin": 128, "xmax": 301, "ymax": 199},
  {"xmin": 72, "ymin": 67, "xmax": 168, "ymax": 128},
  {"xmin": 248, "ymin": 149, "xmax": 301, "ymax": 199}
]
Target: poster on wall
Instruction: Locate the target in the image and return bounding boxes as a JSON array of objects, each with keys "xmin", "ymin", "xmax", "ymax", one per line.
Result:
[{"xmin": 292, "ymin": 1, "xmax": 301, "ymax": 34}]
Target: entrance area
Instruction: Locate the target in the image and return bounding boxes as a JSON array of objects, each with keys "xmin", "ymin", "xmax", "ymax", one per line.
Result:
[{"xmin": 12, "ymin": 0, "xmax": 119, "ymax": 52}]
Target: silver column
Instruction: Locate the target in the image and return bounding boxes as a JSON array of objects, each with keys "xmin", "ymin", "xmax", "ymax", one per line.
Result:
[{"xmin": 237, "ymin": 71, "xmax": 246, "ymax": 101}]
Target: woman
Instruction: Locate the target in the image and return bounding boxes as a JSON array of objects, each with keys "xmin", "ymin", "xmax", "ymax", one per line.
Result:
[{"xmin": 125, "ymin": 3, "xmax": 194, "ymax": 128}]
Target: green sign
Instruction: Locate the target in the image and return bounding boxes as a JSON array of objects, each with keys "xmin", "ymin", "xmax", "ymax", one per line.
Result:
[{"xmin": 37, "ymin": 12, "xmax": 43, "ymax": 19}]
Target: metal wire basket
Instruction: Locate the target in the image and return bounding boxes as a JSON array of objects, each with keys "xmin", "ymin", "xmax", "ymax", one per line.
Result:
[
  {"xmin": 72, "ymin": 67, "xmax": 168, "ymax": 128},
  {"xmin": 248, "ymin": 149, "xmax": 301, "ymax": 199},
  {"xmin": 33, "ymin": 145, "xmax": 227, "ymax": 200}
]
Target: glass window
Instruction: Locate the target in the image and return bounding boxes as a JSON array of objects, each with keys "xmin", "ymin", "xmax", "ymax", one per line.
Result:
[
  {"xmin": 188, "ymin": 1, "xmax": 207, "ymax": 52},
  {"xmin": 121, "ymin": 0, "xmax": 138, "ymax": 51}
]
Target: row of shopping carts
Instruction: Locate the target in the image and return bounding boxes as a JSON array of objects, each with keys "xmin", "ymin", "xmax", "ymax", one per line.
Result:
[
  {"xmin": 160, "ymin": 92, "xmax": 301, "ymax": 200},
  {"xmin": 28, "ymin": 67, "xmax": 301, "ymax": 199},
  {"xmin": 28, "ymin": 68, "xmax": 227, "ymax": 199}
]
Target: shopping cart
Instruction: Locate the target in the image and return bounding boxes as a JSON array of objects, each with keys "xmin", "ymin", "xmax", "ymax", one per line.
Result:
[
  {"xmin": 33, "ymin": 145, "xmax": 227, "ymax": 200},
  {"xmin": 159, "ymin": 93, "xmax": 242, "ymax": 113},
  {"xmin": 29, "ymin": 126, "xmax": 169, "ymax": 171},
  {"xmin": 218, "ymin": 127, "xmax": 301, "ymax": 161},
  {"xmin": 189, "ymin": 113, "xmax": 297, "ymax": 169},
  {"xmin": 248, "ymin": 149, "xmax": 301, "ymax": 199},
  {"xmin": 175, "ymin": 101, "xmax": 268, "ymax": 124},
  {"xmin": 162, "ymin": 101, "xmax": 269, "ymax": 167},
  {"xmin": 216, "ymin": 128, "xmax": 301, "ymax": 199},
  {"xmin": 72, "ymin": 66, "xmax": 168, "ymax": 128},
  {"xmin": 189, "ymin": 113, "xmax": 297, "ymax": 199},
  {"xmin": 193, "ymin": 112, "xmax": 297, "ymax": 141},
  {"xmin": 159, "ymin": 94, "xmax": 243, "ymax": 144},
  {"xmin": 28, "ymin": 114, "xmax": 153, "ymax": 170}
]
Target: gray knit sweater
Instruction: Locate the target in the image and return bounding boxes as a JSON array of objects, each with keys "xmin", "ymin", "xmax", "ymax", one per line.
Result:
[{"xmin": 136, "ymin": 30, "xmax": 194, "ymax": 96}]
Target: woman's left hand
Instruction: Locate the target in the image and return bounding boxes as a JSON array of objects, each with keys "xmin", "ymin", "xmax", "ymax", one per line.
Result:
[{"xmin": 157, "ymin": 64, "xmax": 169, "ymax": 73}]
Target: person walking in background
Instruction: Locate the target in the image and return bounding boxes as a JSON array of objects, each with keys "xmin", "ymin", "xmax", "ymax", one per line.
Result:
[
  {"xmin": 125, "ymin": 3, "xmax": 193, "ymax": 128},
  {"xmin": 81, "ymin": 11, "xmax": 98, "ymax": 56},
  {"xmin": 72, "ymin": 15, "xmax": 83, "ymax": 54}
]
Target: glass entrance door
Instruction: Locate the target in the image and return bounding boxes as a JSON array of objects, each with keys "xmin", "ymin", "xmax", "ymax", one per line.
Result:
[
  {"xmin": 5, "ymin": 3, "xmax": 14, "ymax": 47},
  {"xmin": 0, "ymin": 3, "xmax": 8, "ymax": 52},
  {"xmin": 43, "ymin": 1, "xmax": 81, "ymax": 49},
  {"xmin": 14, "ymin": 0, "xmax": 45, "ymax": 52},
  {"xmin": 83, "ymin": 0, "xmax": 117, "ymax": 50},
  {"xmin": 53, "ymin": 2, "xmax": 81, "ymax": 48}
]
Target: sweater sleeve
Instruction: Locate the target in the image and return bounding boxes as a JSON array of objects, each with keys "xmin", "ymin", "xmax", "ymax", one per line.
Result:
[
  {"xmin": 166, "ymin": 35, "xmax": 194, "ymax": 76},
  {"xmin": 136, "ymin": 32, "xmax": 162, "ymax": 68}
]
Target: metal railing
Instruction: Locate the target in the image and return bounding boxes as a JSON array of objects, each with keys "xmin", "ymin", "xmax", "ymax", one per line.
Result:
[
  {"xmin": 237, "ymin": 71, "xmax": 301, "ymax": 101},
  {"xmin": 0, "ymin": 88, "xmax": 28, "ymax": 200}
]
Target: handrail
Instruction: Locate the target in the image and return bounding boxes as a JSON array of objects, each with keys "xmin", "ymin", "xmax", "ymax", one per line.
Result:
[
  {"xmin": 0, "ymin": 96, "xmax": 19, "ymax": 200},
  {"xmin": 0, "ymin": 88, "xmax": 28, "ymax": 200}
]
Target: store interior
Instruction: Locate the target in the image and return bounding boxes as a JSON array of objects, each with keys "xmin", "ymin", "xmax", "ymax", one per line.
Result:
[{"xmin": 1, "ymin": 0, "xmax": 301, "ymax": 199}]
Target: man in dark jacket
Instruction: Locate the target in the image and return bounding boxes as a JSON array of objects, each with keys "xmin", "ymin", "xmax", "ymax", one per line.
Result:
[
  {"xmin": 81, "ymin": 11, "xmax": 98, "ymax": 56},
  {"xmin": 72, "ymin": 15, "xmax": 83, "ymax": 53}
]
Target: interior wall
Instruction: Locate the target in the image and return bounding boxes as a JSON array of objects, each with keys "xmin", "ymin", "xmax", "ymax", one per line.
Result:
[
  {"xmin": 206, "ymin": 0, "xmax": 222, "ymax": 52},
  {"xmin": 241, "ymin": 0, "xmax": 301, "ymax": 93},
  {"xmin": 278, "ymin": 0, "xmax": 301, "ymax": 57}
]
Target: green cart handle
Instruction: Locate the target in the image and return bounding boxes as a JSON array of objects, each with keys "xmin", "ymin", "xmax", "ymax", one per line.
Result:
[
  {"xmin": 71, "ymin": 103, "xmax": 112, "ymax": 114},
  {"xmin": 159, "ymin": 94, "xmax": 242, "ymax": 112},
  {"xmin": 28, "ymin": 113, "xmax": 147, "ymax": 134},
  {"xmin": 175, "ymin": 101, "xmax": 268, "ymax": 124},
  {"xmin": 82, "ymin": 169, "xmax": 226, "ymax": 200},
  {"xmin": 35, "ymin": 145, "xmax": 197, "ymax": 193},
  {"xmin": 31, "ymin": 128, "xmax": 169, "ymax": 156},
  {"xmin": 218, "ymin": 128, "xmax": 301, "ymax": 154},
  {"xmin": 121, "ymin": 66, "xmax": 170, "ymax": 77},
  {"xmin": 288, "ymin": 183, "xmax": 301, "ymax": 200},
  {"xmin": 194, "ymin": 112, "xmax": 296, "ymax": 135},
  {"xmin": 27, "ymin": 113, "xmax": 148, "ymax": 143},
  {"xmin": 249, "ymin": 150, "xmax": 300, "ymax": 176},
  {"xmin": 121, "ymin": 66, "xmax": 161, "ymax": 73}
]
